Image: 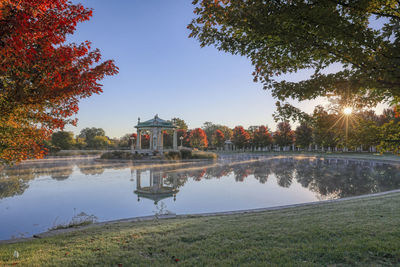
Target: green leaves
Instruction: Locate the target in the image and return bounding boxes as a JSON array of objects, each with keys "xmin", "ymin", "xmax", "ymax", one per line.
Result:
[{"xmin": 189, "ymin": 0, "xmax": 400, "ymax": 114}]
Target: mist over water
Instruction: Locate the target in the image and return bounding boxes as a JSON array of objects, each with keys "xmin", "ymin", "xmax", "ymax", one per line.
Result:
[{"xmin": 1, "ymin": 155, "xmax": 399, "ymax": 240}]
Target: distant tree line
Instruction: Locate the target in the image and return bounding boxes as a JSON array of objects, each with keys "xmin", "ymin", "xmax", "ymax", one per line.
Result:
[{"xmin": 48, "ymin": 108, "xmax": 400, "ymax": 154}]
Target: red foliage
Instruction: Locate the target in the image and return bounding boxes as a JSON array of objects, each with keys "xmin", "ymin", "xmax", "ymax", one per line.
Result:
[
  {"xmin": 212, "ymin": 129, "xmax": 225, "ymax": 148},
  {"xmin": 0, "ymin": 0, "xmax": 118, "ymax": 163},
  {"xmin": 253, "ymin": 125, "xmax": 272, "ymax": 148},
  {"xmin": 232, "ymin": 126, "xmax": 250, "ymax": 149},
  {"xmin": 141, "ymin": 134, "xmax": 150, "ymax": 148},
  {"xmin": 189, "ymin": 128, "xmax": 208, "ymax": 149},
  {"xmin": 177, "ymin": 129, "xmax": 190, "ymax": 147}
]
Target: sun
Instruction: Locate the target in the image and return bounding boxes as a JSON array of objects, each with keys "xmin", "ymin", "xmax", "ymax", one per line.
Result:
[{"xmin": 343, "ymin": 107, "xmax": 353, "ymax": 115}]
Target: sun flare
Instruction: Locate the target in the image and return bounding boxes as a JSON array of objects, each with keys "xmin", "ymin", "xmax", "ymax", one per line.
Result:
[{"xmin": 343, "ymin": 107, "xmax": 353, "ymax": 115}]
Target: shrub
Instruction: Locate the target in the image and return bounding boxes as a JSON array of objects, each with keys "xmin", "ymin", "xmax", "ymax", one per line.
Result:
[
  {"xmin": 191, "ymin": 151, "xmax": 218, "ymax": 159},
  {"xmin": 180, "ymin": 149, "xmax": 192, "ymax": 159},
  {"xmin": 164, "ymin": 151, "xmax": 181, "ymax": 160}
]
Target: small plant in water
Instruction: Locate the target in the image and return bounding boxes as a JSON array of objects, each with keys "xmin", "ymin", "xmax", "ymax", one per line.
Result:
[{"xmin": 50, "ymin": 211, "xmax": 98, "ymax": 230}]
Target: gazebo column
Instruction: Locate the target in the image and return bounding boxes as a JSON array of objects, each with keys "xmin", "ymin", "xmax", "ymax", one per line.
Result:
[
  {"xmin": 136, "ymin": 129, "xmax": 141, "ymax": 150},
  {"xmin": 136, "ymin": 170, "xmax": 141, "ymax": 189},
  {"xmin": 173, "ymin": 130, "xmax": 178, "ymax": 150},
  {"xmin": 159, "ymin": 129, "xmax": 164, "ymax": 150},
  {"xmin": 149, "ymin": 130, "xmax": 153, "ymax": 150}
]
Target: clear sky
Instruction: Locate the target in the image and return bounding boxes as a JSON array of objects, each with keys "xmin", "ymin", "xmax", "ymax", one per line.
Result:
[{"xmin": 65, "ymin": 0, "xmax": 380, "ymax": 138}]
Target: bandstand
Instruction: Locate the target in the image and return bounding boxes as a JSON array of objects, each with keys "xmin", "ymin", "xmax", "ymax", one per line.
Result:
[{"xmin": 132, "ymin": 114, "xmax": 178, "ymax": 153}]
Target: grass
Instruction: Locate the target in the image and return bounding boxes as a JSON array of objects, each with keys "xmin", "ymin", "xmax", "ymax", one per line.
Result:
[{"xmin": 1, "ymin": 193, "xmax": 400, "ymax": 266}]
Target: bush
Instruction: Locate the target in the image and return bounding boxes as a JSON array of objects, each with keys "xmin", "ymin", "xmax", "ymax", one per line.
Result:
[
  {"xmin": 191, "ymin": 151, "xmax": 218, "ymax": 159},
  {"xmin": 180, "ymin": 149, "xmax": 192, "ymax": 159},
  {"xmin": 164, "ymin": 151, "xmax": 181, "ymax": 160}
]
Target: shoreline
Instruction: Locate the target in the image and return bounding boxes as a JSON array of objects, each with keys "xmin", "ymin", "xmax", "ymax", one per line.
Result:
[{"xmin": 2, "ymin": 188, "xmax": 400, "ymax": 244}]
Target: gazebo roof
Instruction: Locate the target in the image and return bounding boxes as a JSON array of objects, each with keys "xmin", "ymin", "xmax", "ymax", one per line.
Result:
[{"xmin": 135, "ymin": 114, "xmax": 177, "ymax": 129}]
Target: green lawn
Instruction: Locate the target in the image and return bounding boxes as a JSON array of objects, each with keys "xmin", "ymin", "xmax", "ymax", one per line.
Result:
[{"xmin": 1, "ymin": 192, "xmax": 400, "ymax": 266}]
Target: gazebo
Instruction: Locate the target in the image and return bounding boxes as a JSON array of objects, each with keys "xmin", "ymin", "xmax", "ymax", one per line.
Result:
[
  {"xmin": 132, "ymin": 114, "xmax": 178, "ymax": 153},
  {"xmin": 134, "ymin": 169, "xmax": 179, "ymax": 204}
]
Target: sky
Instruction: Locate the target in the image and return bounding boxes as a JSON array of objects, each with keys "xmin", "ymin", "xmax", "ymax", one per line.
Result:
[{"xmin": 65, "ymin": 0, "xmax": 383, "ymax": 138}]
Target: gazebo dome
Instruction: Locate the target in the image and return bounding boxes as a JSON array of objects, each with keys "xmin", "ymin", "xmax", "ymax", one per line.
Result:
[{"xmin": 135, "ymin": 114, "xmax": 177, "ymax": 129}]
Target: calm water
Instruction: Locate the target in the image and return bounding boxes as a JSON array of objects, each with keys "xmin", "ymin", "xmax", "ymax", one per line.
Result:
[{"xmin": 1, "ymin": 155, "xmax": 400, "ymax": 240}]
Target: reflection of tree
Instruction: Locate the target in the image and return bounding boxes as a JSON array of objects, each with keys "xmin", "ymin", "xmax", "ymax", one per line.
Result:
[
  {"xmin": 78, "ymin": 164, "xmax": 105, "ymax": 176},
  {"xmin": 272, "ymin": 159, "xmax": 295, "ymax": 188},
  {"xmin": 253, "ymin": 162, "xmax": 271, "ymax": 184},
  {"xmin": 294, "ymin": 159, "xmax": 400, "ymax": 198},
  {"xmin": 50, "ymin": 166, "xmax": 74, "ymax": 180},
  {"xmin": 0, "ymin": 178, "xmax": 30, "ymax": 199}
]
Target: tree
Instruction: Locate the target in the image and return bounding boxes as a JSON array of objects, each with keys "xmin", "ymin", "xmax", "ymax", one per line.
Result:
[
  {"xmin": 378, "ymin": 121, "xmax": 400, "ymax": 155},
  {"xmin": 295, "ymin": 123, "xmax": 313, "ymax": 149},
  {"xmin": 274, "ymin": 121, "xmax": 294, "ymax": 148},
  {"xmin": 253, "ymin": 126, "xmax": 273, "ymax": 149},
  {"xmin": 91, "ymin": 136, "xmax": 110, "ymax": 149},
  {"xmin": 177, "ymin": 129, "xmax": 190, "ymax": 147},
  {"xmin": 141, "ymin": 134, "xmax": 150, "ymax": 149},
  {"xmin": 189, "ymin": 1, "xmax": 400, "ymax": 119},
  {"xmin": 163, "ymin": 130, "xmax": 173, "ymax": 148},
  {"xmin": 189, "ymin": 128, "xmax": 208, "ymax": 149},
  {"xmin": 0, "ymin": 0, "xmax": 118, "ymax": 164},
  {"xmin": 78, "ymin": 127, "xmax": 105, "ymax": 148},
  {"xmin": 202, "ymin": 122, "xmax": 232, "ymax": 145},
  {"xmin": 51, "ymin": 131, "xmax": 75, "ymax": 150},
  {"xmin": 232, "ymin": 126, "xmax": 250, "ymax": 149},
  {"xmin": 74, "ymin": 137, "xmax": 87, "ymax": 149},
  {"xmin": 118, "ymin": 134, "xmax": 132, "ymax": 148},
  {"xmin": 172, "ymin": 118, "xmax": 188, "ymax": 130},
  {"xmin": 312, "ymin": 107, "xmax": 338, "ymax": 149},
  {"xmin": 212, "ymin": 129, "xmax": 225, "ymax": 148}
]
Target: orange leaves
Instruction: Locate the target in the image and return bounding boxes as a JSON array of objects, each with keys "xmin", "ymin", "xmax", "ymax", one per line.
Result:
[
  {"xmin": 189, "ymin": 128, "xmax": 208, "ymax": 149},
  {"xmin": 0, "ymin": 0, "xmax": 118, "ymax": 164}
]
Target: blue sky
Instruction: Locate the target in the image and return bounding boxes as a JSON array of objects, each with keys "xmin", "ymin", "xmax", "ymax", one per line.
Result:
[{"xmin": 65, "ymin": 0, "xmax": 379, "ymax": 138}]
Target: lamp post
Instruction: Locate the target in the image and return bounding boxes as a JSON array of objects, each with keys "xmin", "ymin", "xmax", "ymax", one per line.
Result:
[{"xmin": 179, "ymin": 136, "xmax": 184, "ymax": 148}]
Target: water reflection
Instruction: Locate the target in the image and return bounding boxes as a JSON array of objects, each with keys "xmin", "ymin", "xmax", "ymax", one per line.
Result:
[{"xmin": 1, "ymin": 156, "xmax": 400, "ymax": 201}]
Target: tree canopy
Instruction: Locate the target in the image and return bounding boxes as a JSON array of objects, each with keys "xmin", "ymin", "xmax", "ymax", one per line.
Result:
[
  {"xmin": 189, "ymin": 0, "xmax": 400, "ymax": 119},
  {"xmin": 0, "ymin": 0, "xmax": 118, "ymax": 163}
]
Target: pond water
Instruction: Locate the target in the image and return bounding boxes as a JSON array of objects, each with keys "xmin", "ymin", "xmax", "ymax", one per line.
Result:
[{"xmin": 1, "ymin": 155, "xmax": 400, "ymax": 240}]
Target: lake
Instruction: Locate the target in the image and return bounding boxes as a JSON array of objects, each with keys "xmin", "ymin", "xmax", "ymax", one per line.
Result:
[{"xmin": 1, "ymin": 155, "xmax": 399, "ymax": 240}]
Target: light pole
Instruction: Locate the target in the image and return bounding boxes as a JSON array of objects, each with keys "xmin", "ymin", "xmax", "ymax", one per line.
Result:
[{"xmin": 179, "ymin": 136, "xmax": 184, "ymax": 148}]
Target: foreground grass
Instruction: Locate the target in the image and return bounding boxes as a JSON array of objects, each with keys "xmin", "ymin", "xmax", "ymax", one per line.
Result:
[{"xmin": 1, "ymin": 193, "xmax": 400, "ymax": 266}]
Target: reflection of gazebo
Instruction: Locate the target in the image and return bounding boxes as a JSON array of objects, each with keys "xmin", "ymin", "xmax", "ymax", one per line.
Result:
[
  {"xmin": 134, "ymin": 169, "xmax": 179, "ymax": 204},
  {"xmin": 133, "ymin": 114, "xmax": 178, "ymax": 153}
]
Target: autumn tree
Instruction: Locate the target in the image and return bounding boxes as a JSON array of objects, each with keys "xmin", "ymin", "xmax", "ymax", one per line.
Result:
[
  {"xmin": 0, "ymin": 0, "xmax": 118, "ymax": 164},
  {"xmin": 253, "ymin": 125, "xmax": 272, "ymax": 149},
  {"xmin": 141, "ymin": 134, "xmax": 150, "ymax": 149},
  {"xmin": 202, "ymin": 122, "xmax": 232, "ymax": 145},
  {"xmin": 295, "ymin": 123, "xmax": 313, "ymax": 149},
  {"xmin": 51, "ymin": 131, "xmax": 75, "ymax": 150},
  {"xmin": 189, "ymin": 0, "xmax": 400, "ymax": 120},
  {"xmin": 177, "ymin": 129, "xmax": 190, "ymax": 147},
  {"xmin": 189, "ymin": 128, "xmax": 208, "ymax": 149},
  {"xmin": 212, "ymin": 129, "xmax": 225, "ymax": 149},
  {"xmin": 232, "ymin": 126, "xmax": 250, "ymax": 149},
  {"xmin": 274, "ymin": 121, "xmax": 294, "ymax": 148}
]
